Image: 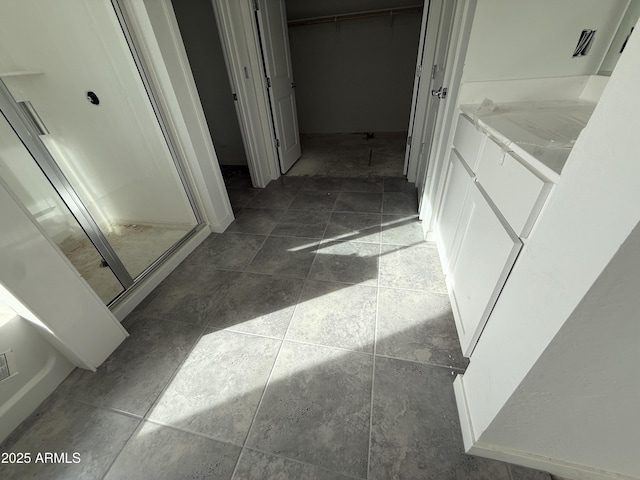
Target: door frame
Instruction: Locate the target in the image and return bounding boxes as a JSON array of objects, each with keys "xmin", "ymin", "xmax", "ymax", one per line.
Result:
[
  {"xmin": 405, "ymin": 0, "xmax": 442, "ymax": 181},
  {"xmin": 418, "ymin": 0, "xmax": 477, "ymax": 238},
  {"xmin": 212, "ymin": 0, "xmax": 281, "ymax": 187}
]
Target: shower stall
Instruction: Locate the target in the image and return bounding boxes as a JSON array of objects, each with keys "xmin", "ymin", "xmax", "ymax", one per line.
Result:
[{"xmin": 0, "ymin": 0, "xmax": 203, "ymax": 305}]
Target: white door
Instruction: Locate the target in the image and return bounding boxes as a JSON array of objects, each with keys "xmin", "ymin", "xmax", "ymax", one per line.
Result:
[
  {"xmin": 413, "ymin": 0, "xmax": 456, "ymax": 207},
  {"xmin": 404, "ymin": 0, "xmax": 443, "ymax": 178},
  {"xmin": 256, "ymin": 0, "xmax": 301, "ymax": 173}
]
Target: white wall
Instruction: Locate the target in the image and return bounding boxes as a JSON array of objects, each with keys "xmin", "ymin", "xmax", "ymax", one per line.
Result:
[
  {"xmin": 480, "ymin": 223, "xmax": 640, "ymax": 478},
  {"xmin": 457, "ymin": 14, "xmax": 640, "ymax": 479},
  {"xmin": 171, "ymin": 0, "xmax": 247, "ymax": 166},
  {"xmin": 600, "ymin": 0, "xmax": 640, "ymax": 74},
  {"xmin": 0, "ymin": 304, "xmax": 74, "ymax": 444},
  {"xmin": 0, "ymin": 0, "xmax": 196, "ymax": 228},
  {"xmin": 462, "ymin": 0, "xmax": 628, "ymax": 82},
  {"xmin": 290, "ymin": 12, "xmax": 421, "ymax": 133}
]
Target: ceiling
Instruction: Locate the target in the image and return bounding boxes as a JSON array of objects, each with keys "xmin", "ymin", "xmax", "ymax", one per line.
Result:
[{"xmin": 285, "ymin": 0, "xmax": 423, "ymax": 21}]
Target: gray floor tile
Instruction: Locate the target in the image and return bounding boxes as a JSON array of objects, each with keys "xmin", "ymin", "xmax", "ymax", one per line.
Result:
[
  {"xmin": 369, "ymin": 357, "xmax": 511, "ymax": 480},
  {"xmin": 227, "ymin": 188, "xmax": 259, "ymax": 209},
  {"xmin": 226, "ymin": 208, "xmax": 284, "ymax": 235},
  {"xmin": 246, "ymin": 236, "xmax": 319, "ymax": 278},
  {"xmin": 247, "ymin": 342, "xmax": 372, "ymax": 479},
  {"xmin": 381, "ymin": 214, "xmax": 425, "ymax": 245},
  {"xmin": 134, "ymin": 266, "xmax": 242, "ymax": 325},
  {"xmin": 233, "ymin": 449, "xmax": 353, "ymax": 480},
  {"xmin": 59, "ymin": 317, "xmax": 203, "ymax": 415},
  {"xmin": 379, "ymin": 244, "xmax": 446, "ymax": 293},
  {"xmin": 324, "ymin": 212, "xmax": 381, "ymax": 244},
  {"xmin": 105, "ymin": 422, "xmax": 239, "ymax": 480},
  {"xmin": 210, "ymin": 273, "xmax": 303, "ymax": 338},
  {"xmin": 382, "ymin": 191, "xmax": 418, "ymax": 214},
  {"xmin": 0, "ymin": 395, "xmax": 139, "ymax": 480},
  {"xmin": 287, "ymin": 280, "xmax": 377, "ymax": 352},
  {"xmin": 148, "ymin": 330, "xmax": 280, "ymax": 445},
  {"xmin": 383, "ymin": 177, "xmax": 416, "ymax": 193},
  {"xmin": 302, "ymin": 176, "xmax": 344, "ymax": 191},
  {"xmin": 334, "ymin": 192, "xmax": 383, "ymax": 213},
  {"xmin": 247, "ymin": 189, "xmax": 297, "ymax": 209},
  {"xmin": 266, "ymin": 176, "xmax": 306, "ymax": 191},
  {"xmin": 309, "ymin": 241, "xmax": 379, "ymax": 285},
  {"xmin": 271, "ymin": 210, "xmax": 331, "ymax": 238},
  {"xmin": 224, "ymin": 173, "xmax": 253, "ymax": 189},
  {"xmin": 509, "ymin": 464, "xmax": 552, "ymax": 480},
  {"xmin": 289, "ymin": 190, "xmax": 338, "ymax": 211},
  {"xmin": 341, "ymin": 177, "xmax": 384, "ymax": 192},
  {"xmin": 377, "ymin": 288, "xmax": 468, "ymax": 369},
  {"xmin": 185, "ymin": 232, "xmax": 266, "ymax": 271}
]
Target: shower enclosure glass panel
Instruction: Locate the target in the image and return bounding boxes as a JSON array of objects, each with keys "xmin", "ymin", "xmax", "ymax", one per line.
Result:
[
  {"xmin": 0, "ymin": 0, "xmax": 200, "ymax": 296},
  {"xmin": 0, "ymin": 110, "xmax": 125, "ymax": 304}
]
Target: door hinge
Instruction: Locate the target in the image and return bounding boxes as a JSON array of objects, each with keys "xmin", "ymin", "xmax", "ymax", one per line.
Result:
[
  {"xmin": 431, "ymin": 64, "xmax": 438, "ymax": 79},
  {"xmin": 266, "ymin": 77, "xmax": 271, "ymax": 88},
  {"xmin": 253, "ymin": 0, "xmax": 259, "ymax": 11},
  {"xmin": 276, "ymin": 139, "xmax": 280, "ymax": 148},
  {"xmin": 232, "ymin": 93, "xmax": 238, "ymax": 101},
  {"xmin": 416, "ymin": 65, "xmax": 422, "ymax": 78},
  {"xmin": 407, "ymin": 135, "xmax": 412, "ymax": 146}
]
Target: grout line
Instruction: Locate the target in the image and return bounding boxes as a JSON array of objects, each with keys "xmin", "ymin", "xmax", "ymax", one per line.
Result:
[
  {"xmin": 242, "ymin": 446, "xmax": 367, "ymax": 480},
  {"xmin": 234, "ymin": 202, "xmax": 330, "ymax": 476},
  {"xmin": 367, "ymin": 233, "xmax": 383, "ymax": 479},
  {"xmin": 236, "ymin": 219, "xmax": 320, "ymax": 470}
]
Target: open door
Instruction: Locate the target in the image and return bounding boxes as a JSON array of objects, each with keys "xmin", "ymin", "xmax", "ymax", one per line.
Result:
[
  {"xmin": 404, "ymin": 0, "xmax": 437, "ymax": 176},
  {"xmin": 405, "ymin": 0, "xmax": 456, "ymax": 200},
  {"xmin": 255, "ymin": 0, "xmax": 301, "ymax": 173},
  {"xmin": 414, "ymin": 0, "xmax": 456, "ymax": 206}
]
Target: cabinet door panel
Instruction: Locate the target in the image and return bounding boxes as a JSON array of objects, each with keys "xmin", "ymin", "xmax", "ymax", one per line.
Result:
[
  {"xmin": 477, "ymin": 137, "xmax": 552, "ymax": 237},
  {"xmin": 449, "ymin": 184, "xmax": 522, "ymax": 356},
  {"xmin": 436, "ymin": 150, "xmax": 474, "ymax": 273}
]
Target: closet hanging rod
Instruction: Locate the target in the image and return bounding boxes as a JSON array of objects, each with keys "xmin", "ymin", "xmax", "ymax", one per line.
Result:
[{"xmin": 287, "ymin": 5, "xmax": 423, "ymax": 28}]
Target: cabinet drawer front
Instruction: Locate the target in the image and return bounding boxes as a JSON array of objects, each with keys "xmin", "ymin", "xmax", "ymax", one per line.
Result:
[
  {"xmin": 448, "ymin": 184, "xmax": 522, "ymax": 356},
  {"xmin": 453, "ymin": 114, "xmax": 485, "ymax": 173},
  {"xmin": 477, "ymin": 137, "xmax": 551, "ymax": 237}
]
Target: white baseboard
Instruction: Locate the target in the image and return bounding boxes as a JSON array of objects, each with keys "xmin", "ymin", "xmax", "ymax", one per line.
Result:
[{"xmin": 453, "ymin": 375, "xmax": 634, "ymax": 480}]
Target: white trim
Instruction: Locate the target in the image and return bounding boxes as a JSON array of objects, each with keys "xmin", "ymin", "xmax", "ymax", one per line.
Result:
[
  {"xmin": 212, "ymin": 0, "xmax": 280, "ymax": 187},
  {"xmin": 454, "ymin": 374, "xmax": 633, "ymax": 480},
  {"xmin": 120, "ymin": 0, "xmax": 234, "ymax": 229},
  {"xmin": 110, "ymin": 226, "xmax": 212, "ymax": 321},
  {"xmin": 452, "ymin": 375, "xmax": 476, "ymax": 450}
]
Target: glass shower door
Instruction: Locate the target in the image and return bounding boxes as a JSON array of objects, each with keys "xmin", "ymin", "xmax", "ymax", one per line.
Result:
[
  {"xmin": 0, "ymin": 0, "xmax": 201, "ymax": 301},
  {"xmin": 0, "ymin": 108, "xmax": 125, "ymax": 304}
]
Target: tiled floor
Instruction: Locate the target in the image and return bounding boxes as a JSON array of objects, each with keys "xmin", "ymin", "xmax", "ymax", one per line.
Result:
[
  {"xmin": 287, "ymin": 133, "xmax": 407, "ymax": 177},
  {"xmin": 0, "ymin": 172, "xmax": 552, "ymax": 480}
]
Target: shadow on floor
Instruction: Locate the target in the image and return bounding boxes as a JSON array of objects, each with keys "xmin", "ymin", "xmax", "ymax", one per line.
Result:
[{"xmin": 0, "ymin": 174, "xmax": 552, "ymax": 480}]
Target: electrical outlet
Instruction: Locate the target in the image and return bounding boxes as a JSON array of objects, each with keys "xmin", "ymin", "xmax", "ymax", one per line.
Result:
[{"xmin": 0, "ymin": 352, "xmax": 10, "ymax": 381}]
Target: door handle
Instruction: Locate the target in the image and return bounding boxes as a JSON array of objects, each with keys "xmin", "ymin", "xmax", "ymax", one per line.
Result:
[{"xmin": 431, "ymin": 86, "xmax": 448, "ymax": 99}]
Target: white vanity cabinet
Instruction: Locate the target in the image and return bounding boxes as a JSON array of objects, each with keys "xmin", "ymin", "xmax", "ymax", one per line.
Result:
[
  {"xmin": 439, "ymin": 113, "xmax": 552, "ymax": 356},
  {"xmin": 437, "ymin": 149, "xmax": 474, "ymax": 273},
  {"xmin": 448, "ymin": 183, "xmax": 522, "ymax": 355}
]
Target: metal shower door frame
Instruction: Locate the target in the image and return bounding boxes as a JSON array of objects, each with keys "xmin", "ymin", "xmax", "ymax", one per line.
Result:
[{"xmin": 0, "ymin": 79, "xmax": 135, "ymax": 289}]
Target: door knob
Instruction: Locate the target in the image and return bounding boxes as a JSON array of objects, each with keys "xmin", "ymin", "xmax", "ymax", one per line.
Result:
[{"xmin": 431, "ymin": 87, "xmax": 448, "ymax": 99}]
